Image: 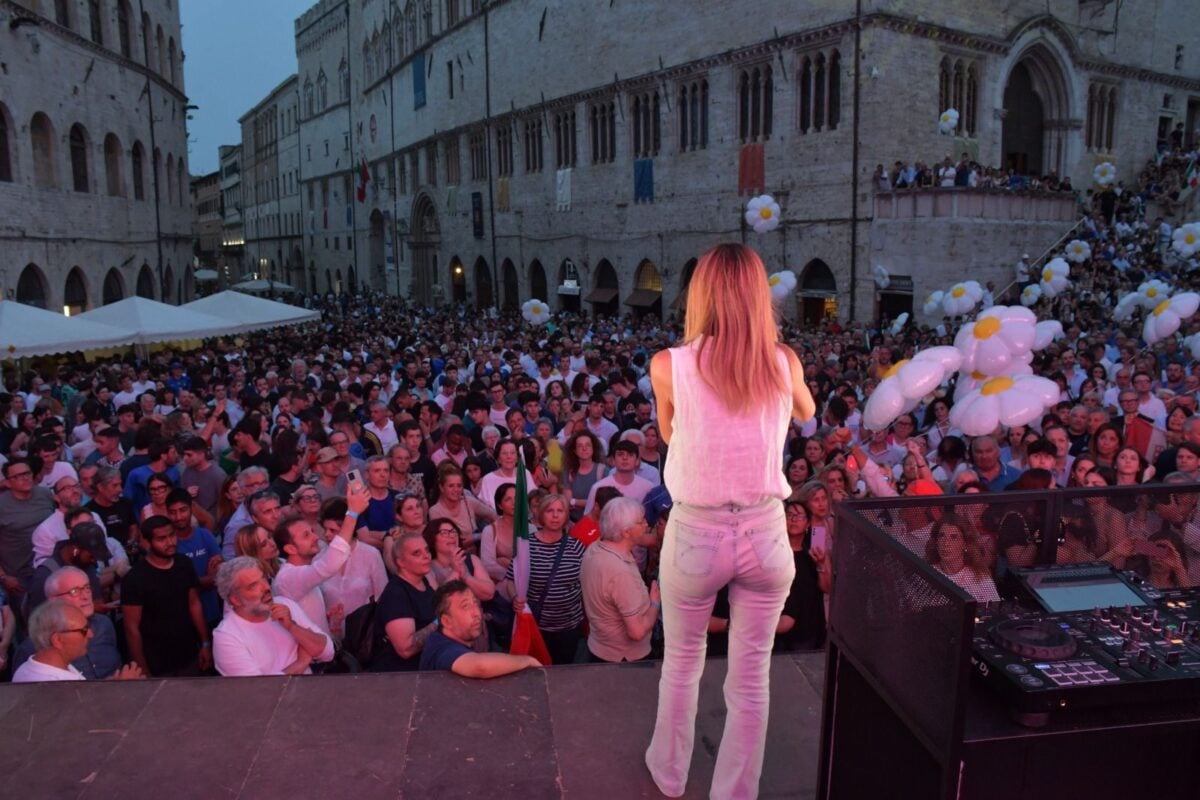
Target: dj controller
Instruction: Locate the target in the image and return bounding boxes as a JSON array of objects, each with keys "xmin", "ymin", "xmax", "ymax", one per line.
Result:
[{"xmin": 971, "ymin": 563, "xmax": 1200, "ymax": 725}]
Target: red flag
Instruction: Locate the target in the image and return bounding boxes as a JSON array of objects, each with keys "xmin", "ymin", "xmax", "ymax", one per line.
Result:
[
  {"xmin": 509, "ymin": 455, "xmax": 551, "ymax": 665},
  {"xmin": 356, "ymin": 157, "xmax": 369, "ymax": 203}
]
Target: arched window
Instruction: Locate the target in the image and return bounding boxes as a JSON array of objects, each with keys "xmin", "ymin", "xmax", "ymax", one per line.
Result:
[
  {"xmin": 373, "ymin": 31, "xmax": 383, "ymax": 80},
  {"xmin": 965, "ymin": 63, "xmax": 978, "ymax": 137},
  {"xmin": 631, "ymin": 91, "xmax": 660, "ymax": 158},
  {"xmin": 136, "ymin": 264, "xmax": 155, "ymax": 299},
  {"xmin": 422, "ymin": 0, "xmax": 432, "ymax": 39},
  {"xmin": 363, "ymin": 41, "xmax": 374, "ymax": 85},
  {"xmin": 168, "ymin": 37, "xmax": 177, "ymax": 85},
  {"xmin": 814, "ymin": 55, "xmax": 826, "ymax": 131},
  {"xmin": 70, "ymin": 124, "xmax": 90, "ymax": 192},
  {"xmin": 152, "ymin": 147, "xmax": 160, "ymax": 199},
  {"xmin": 828, "ymin": 50, "xmax": 841, "ymax": 130},
  {"xmin": 176, "ymin": 158, "xmax": 184, "ymax": 206},
  {"xmin": 131, "ymin": 140, "xmax": 145, "ymax": 199},
  {"xmin": 0, "ymin": 105, "xmax": 11, "ymax": 183},
  {"xmin": 304, "ymin": 78, "xmax": 314, "ymax": 117},
  {"xmin": 339, "ymin": 59, "xmax": 350, "ymax": 100},
  {"xmin": 117, "ymin": 0, "xmax": 132, "ymax": 58},
  {"xmin": 31, "ymin": 113, "xmax": 56, "ymax": 188},
  {"xmin": 165, "ymin": 153, "xmax": 175, "ymax": 205},
  {"xmin": 938, "ymin": 57, "xmax": 951, "ymax": 115},
  {"xmin": 317, "ymin": 70, "xmax": 328, "ymax": 111},
  {"xmin": 64, "ymin": 268, "xmax": 89, "ymax": 315},
  {"xmin": 156, "ymin": 24, "xmax": 165, "ymax": 76},
  {"xmin": 738, "ymin": 65, "xmax": 772, "ymax": 142},
  {"xmin": 103, "ymin": 268, "xmax": 125, "ymax": 305},
  {"xmin": 55, "ymin": 0, "xmax": 71, "ymax": 28},
  {"xmin": 381, "ymin": 21, "xmax": 392, "ymax": 66},
  {"xmin": 407, "ymin": 1, "xmax": 417, "ymax": 50},
  {"xmin": 799, "ymin": 57, "xmax": 812, "ymax": 133},
  {"xmin": 952, "ymin": 60, "xmax": 965, "ymax": 134},
  {"xmin": 104, "ymin": 133, "xmax": 123, "ymax": 196},
  {"xmin": 88, "ymin": 0, "xmax": 103, "ymax": 45},
  {"xmin": 141, "ymin": 12, "xmax": 152, "ymax": 66},
  {"xmin": 394, "ymin": 6, "xmax": 405, "ymax": 60}
]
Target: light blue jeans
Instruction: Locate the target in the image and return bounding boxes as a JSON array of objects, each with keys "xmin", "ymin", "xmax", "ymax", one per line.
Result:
[{"xmin": 645, "ymin": 499, "xmax": 795, "ymax": 800}]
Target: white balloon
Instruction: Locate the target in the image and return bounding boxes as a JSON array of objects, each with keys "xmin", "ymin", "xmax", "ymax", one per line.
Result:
[{"xmin": 1033, "ymin": 320, "xmax": 1064, "ymax": 351}]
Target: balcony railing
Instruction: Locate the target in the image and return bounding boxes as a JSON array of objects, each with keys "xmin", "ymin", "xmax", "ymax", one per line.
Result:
[{"xmin": 874, "ymin": 187, "xmax": 1078, "ymax": 222}]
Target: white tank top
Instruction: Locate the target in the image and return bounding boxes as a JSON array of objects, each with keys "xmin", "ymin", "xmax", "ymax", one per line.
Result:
[{"xmin": 663, "ymin": 339, "xmax": 792, "ymax": 507}]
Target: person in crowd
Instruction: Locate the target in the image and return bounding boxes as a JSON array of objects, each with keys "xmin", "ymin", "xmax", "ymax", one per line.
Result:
[
  {"xmin": 213, "ymin": 557, "xmax": 335, "ymax": 676},
  {"xmin": 419, "ymin": 579, "xmax": 543, "ymax": 676},
  {"xmin": 164, "ymin": 488, "xmax": 223, "ymax": 629},
  {"xmin": 645, "ymin": 243, "xmax": 814, "ymax": 800},
  {"xmin": 580, "ymin": 496, "xmax": 661, "ymax": 663},
  {"xmin": 925, "ymin": 514, "xmax": 1001, "ymax": 602},
  {"xmin": 479, "ymin": 439, "xmax": 537, "ymax": 512},
  {"xmin": 584, "ymin": 440, "xmax": 656, "ymax": 514},
  {"xmin": 317, "ymin": 498, "xmax": 390, "ymax": 623},
  {"xmin": 221, "ymin": 467, "xmax": 271, "ymax": 558},
  {"xmin": 562, "ymin": 430, "xmax": 607, "ymax": 522},
  {"xmin": 87, "ymin": 466, "xmax": 139, "ymax": 555},
  {"xmin": 373, "ymin": 531, "xmax": 439, "ymax": 672},
  {"xmin": 178, "ymin": 436, "xmax": 226, "ymax": 522},
  {"xmin": 504, "ymin": 493, "xmax": 586, "ymax": 665},
  {"xmin": 26, "ymin": 520, "xmax": 109, "ymax": 613},
  {"xmin": 774, "ymin": 499, "xmax": 828, "ymax": 652},
  {"xmin": 122, "ymin": 515, "xmax": 212, "ymax": 677},
  {"xmin": 234, "ymin": 523, "xmax": 282, "ymax": 581},
  {"xmin": 13, "ymin": 600, "xmax": 140, "ymax": 683},
  {"xmin": 429, "ymin": 463, "xmax": 495, "ymax": 550},
  {"xmin": 31, "ymin": 474, "xmax": 107, "ymax": 569},
  {"xmin": 0, "ymin": 459, "xmax": 57, "ymax": 595}
]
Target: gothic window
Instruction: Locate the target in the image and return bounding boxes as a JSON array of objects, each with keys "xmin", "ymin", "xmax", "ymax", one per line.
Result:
[
  {"xmin": 339, "ymin": 59, "xmax": 349, "ymax": 100},
  {"xmin": 554, "ymin": 109, "xmax": 577, "ymax": 168},
  {"xmin": 304, "ymin": 79, "xmax": 314, "ymax": 117},
  {"xmin": 0, "ymin": 106, "xmax": 10, "ymax": 183},
  {"xmin": 738, "ymin": 64, "xmax": 772, "ymax": 142},
  {"xmin": 497, "ymin": 123, "xmax": 514, "ymax": 176},
  {"xmin": 104, "ymin": 133, "xmax": 123, "ymax": 196},
  {"xmin": 70, "ymin": 124, "xmax": 90, "ymax": 192},
  {"xmin": 88, "ymin": 0, "xmax": 103, "ymax": 44},
  {"xmin": 632, "ymin": 91, "xmax": 660, "ymax": 158},
  {"xmin": 131, "ymin": 140, "xmax": 145, "ymax": 199},
  {"xmin": 117, "ymin": 1, "xmax": 132, "ymax": 57},
  {"xmin": 445, "ymin": 135, "xmax": 460, "ymax": 184},
  {"xmin": 363, "ymin": 42, "xmax": 374, "ymax": 85},
  {"xmin": 446, "ymin": 0, "xmax": 459, "ymax": 27},
  {"xmin": 813, "ymin": 55, "xmax": 826, "ymax": 131},
  {"xmin": 524, "ymin": 117, "xmax": 544, "ymax": 173},
  {"xmin": 317, "ymin": 70, "xmax": 328, "ymax": 111},
  {"xmin": 470, "ymin": 131, "xmax": 487, "ymax": 180},
  {"xmin": 590, "ymin": 100, "xmax": 616, "ymax": 163},
  {"xmin": 55, "ymin": 0, "xmax": 70, "ymax": 27}
]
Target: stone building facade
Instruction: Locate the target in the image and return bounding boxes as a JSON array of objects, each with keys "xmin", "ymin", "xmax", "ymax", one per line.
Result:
[
  {"xmin": 218, "ymin": 144, "xmax": 244, "ymax": 286},
  {"xmin": 268, "ymin": 0, "xmax": 1199, "ymax": 320},
  {"xmin": 190, "ymin": 169, "xmax": 221, "ymax": 272},
  {"xmin": 0, "ymin": 0, "xmax": 193, "ymax": 311}
]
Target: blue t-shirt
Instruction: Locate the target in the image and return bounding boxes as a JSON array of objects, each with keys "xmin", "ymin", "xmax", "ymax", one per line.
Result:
[
  {"xmin": 419, "ymin": 630, "xmax": 473, "ymax": 672},
  {"xmin": 175, "ymin": 527, "xmax": 222, "ymax": 624},
  {"xmin": 363, "ymin": 490, "xmax": 397, "ymax": 532},
  {"xmin": 124, "ymin": 464, "xmax": 180, "ymax": 515}
]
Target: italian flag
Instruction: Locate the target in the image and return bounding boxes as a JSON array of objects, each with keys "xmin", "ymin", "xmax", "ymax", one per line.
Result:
[
  {"xmin": 356, "ymin": 157, "xmax": 370, "ymax": 203},
  {"xmin": 1181, "ymin": 160, "xmax": 1198, "ymax": 202},
  {"xmin": 509, "ymin": 456, "xmax": 551, "ymax": 665}
]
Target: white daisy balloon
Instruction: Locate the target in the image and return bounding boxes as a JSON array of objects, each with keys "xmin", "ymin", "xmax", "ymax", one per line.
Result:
[
  {"xmin": 888, "ymin": 312, "xmax": 909, "ymax": 337},
  {"xmin": 521, "ymin": 298, "xmax": 551, "ymax": 325},
  {"xmin": 942, "ymin": 281, "xmax": 983, "ymax": 316},
  {"xmin": 1186, "ymin": 333, "xmax": 1200, "ymax": 362},
  {"xmin": 862, "ymin": 346, "xmax": 964, "ymax": 431},
  {"xmin": 954, "ymin": 305, "xmax": 1037, "ymax": 377},
  {"xmin": 1064, "ymin": 240, "xmax": 1091, "ymax": 263},
  {"xmin": 744, "ymin": 195, "xmax": 781, "ymax": 234},
  {"xmin": 938, "ymin": 108, "xmax": 959, "ymax": 135},
  {"xmin": 923, "ymin": 290, "xmax": 945, "ymax": 316},
  {"xmin": 1143, "ymin": 292, "xmax": 1200, "ymax": 345},
  {"xmin": 1033, "ymin": 320, "xmax": 1064, "ymax": 351},
  {"xmin": 1039, "ymin": 258, "xmax": 1071, "ymax": 299},
  {"xmin": 1137, "ymin": 279, "xmax": 1172, "ymax": 309},
  {"xmin": 949, "ymin": 375, "xmax": 1061, "ymax": 437},
  {"xmin": 873, "ymin": 264, "xmax": 890, "ymax": 290},
  {"xmin": 1020, "ymin": 284, "xmax": 1042, "ymax": 307},
  {"xmin": 1173, "ymin": 223, "xmax": 1200, "ymax": 257},
  {"xmin": 954, "ymin": 362, "xmax": 1034, "ymax": 396},
  {"xmin": 768, "ymin": 270, "xmax": 797, "ymax": 301},
  {"xmin": 1113, "ymin": 293, "xmax": 1141, "ymax": 323},
  {"xmin": 1092, "ymin": 162, "xmax": 1116, "ymax": 186}
]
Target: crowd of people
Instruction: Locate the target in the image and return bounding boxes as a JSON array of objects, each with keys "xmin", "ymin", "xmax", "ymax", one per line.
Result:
[
  {"xmin": 874, "ymin": 153, "xmax": 1078, "ymax": 194},
  {"xmin": 2, "ymin": 141, "xmax": 1199, "ymax": 683}
]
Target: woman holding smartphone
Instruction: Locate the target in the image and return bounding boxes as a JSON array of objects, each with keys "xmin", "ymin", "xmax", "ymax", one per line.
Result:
[{"xmin": 645, "ymin": 243, "xmax": 815, "ymax": 800}]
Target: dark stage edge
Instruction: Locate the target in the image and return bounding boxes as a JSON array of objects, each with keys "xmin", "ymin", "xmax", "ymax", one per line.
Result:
[{"xmin": 0, "ymin": 653, "xmax": 824, "ymax": 800}]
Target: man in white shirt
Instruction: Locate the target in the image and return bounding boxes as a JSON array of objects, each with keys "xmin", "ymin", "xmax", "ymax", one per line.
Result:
[
  {"xmin": 213, "ymin": 557, "xmax": 334, "ymax": 677},
  {"xmin": 559, "ymin": 395, "xmax": 619, "ymax": 455},
  {"xmin": 584, "ymin": 441, "xmax": 656, "ymax": 515},
  {"xmin": 32, "ymin": 476, "xmax": 106, "ymax": 569},
  {"xmin": 1133, "ymin": 371, "xmax": 1167, "ymax": 426},
  {"xmin": 271, "ymin": 484, "xmax": 369, "ymax": 638},
  {"xmin": 1015, "ymin": 254, "xmax": 1031, "ymax": 285},
  {"xmin": 12, "ymin": 600, "xmax": 90, "ymax": 682},
  {"xmin": 363, "ymin": 401, "xmax": 400, "ymax": 452}
]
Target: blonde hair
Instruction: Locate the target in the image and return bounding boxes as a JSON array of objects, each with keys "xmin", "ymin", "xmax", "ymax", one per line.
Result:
[{"xmin": 684, "ymin": 243, "xmax": 789, "ymax": 412}]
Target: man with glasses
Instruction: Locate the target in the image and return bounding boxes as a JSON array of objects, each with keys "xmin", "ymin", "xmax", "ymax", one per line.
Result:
[
  {"xmin": 1132, "ymin": 371, "xmax": 1167, "ymax": 427},
  {"xmin": 11, "ymin": 566, "xmax": 136, "ymax": 680},
  {"xmin": 12, "ymin": 600, "xmax": 95, "ymax": 682},
  {"xmin": 222, "ymin": 467, "xmax": 271, "ymax": 558},
  {"xmin": 0, "ymin": 461, "xmax": 57, "ymax": 596},
  {"xmin": 328, "ymin": 427, "xmax": 367, "ymax": 475},
  {"xmin": 1118, "ymin": 390, "xmax": 1159, "ymax": 463},
  {"xmin": 32, "ymin": 476, "xmax": 108, "ymax": 569}
]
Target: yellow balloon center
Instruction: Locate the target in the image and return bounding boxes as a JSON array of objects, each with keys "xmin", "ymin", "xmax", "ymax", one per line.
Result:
[
  {"xmin": 759, "ymin": 207, "xmax": 773, "ymax": 220},
  {"xmin": 970, "ymin": 371, "xmax": 988, "ymax": 380},
  {"xmin": 1153, "ymin": 299, "xmax": 1171, "ymax": 317},
  {"xmin": 951, "ymin": 286, "xmax": 965, "ymax": 298},
  {"xmin": 1186, "ymin": 233, "xmax": 1198, "ymax": 245},
  {"xmin": 768, "ymin": 275, "xmax": 780, "ymax": 286},
  {"xmin": 883, "ymin": 359, "xmax": 909, "ymax": 380},
  {"xmin": 980, "ymin": 376, "xmax": 1014, "ymax": 396},
  {"xmin": 1043, "ymin": 268, "xmax": 1054, "ymax": 282},
  {"xmin": 974, "ymin": 317, "xmax": 1002, "ymax": 339},
  {"xmin": 1147, "ymin": 287, "xmax": 1158, "ymax": 298}
]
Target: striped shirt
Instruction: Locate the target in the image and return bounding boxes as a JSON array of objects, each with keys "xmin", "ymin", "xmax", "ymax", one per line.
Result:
[{"xmin": 507, "ymin": 535, "xmax": 585, "ymax": 633}]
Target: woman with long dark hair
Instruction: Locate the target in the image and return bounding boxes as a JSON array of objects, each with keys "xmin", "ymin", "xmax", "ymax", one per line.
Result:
[{"xmin": 645, "ymin": 243, "xmax": 815, "ymax": 799}]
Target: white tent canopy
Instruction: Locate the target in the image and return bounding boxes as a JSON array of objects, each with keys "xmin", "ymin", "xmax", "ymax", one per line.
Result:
[
  {"xmin": 229, "ymin": 279, "xmax": 298, "ymax": 294},
  {"xmin": 76, "ymin": 297, "xmax": 234, "ymax": 344},
  {"xmin": 183, "ymin": 291, "xmax": 320, "ymax": 334},
  {"xmin": 0, "ymin": 301, "xmax": 136, "ymax": 358}
]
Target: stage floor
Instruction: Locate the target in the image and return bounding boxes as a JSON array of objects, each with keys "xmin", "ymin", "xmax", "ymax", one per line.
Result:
[{"xmin": 0, "ymin": 653, "xmax": 825, "ymax": 799}]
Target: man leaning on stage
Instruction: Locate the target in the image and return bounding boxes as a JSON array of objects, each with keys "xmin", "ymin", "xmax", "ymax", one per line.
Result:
[
  {"xmin": 213, "ymin": 557, "xmax": 334, "ymax": 676},
  {"xmin": 419, "ymin": 579, "xmax": 541, "ymax": 677}
]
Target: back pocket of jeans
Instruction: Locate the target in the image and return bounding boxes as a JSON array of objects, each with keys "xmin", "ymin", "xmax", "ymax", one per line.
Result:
[
  {"xmin": 670, "ymin": 521, "xmax": 720, "ymax": 578},
  {"xmin": 747, "ymin": 521, "xmax": 791, "ymax": 573}
]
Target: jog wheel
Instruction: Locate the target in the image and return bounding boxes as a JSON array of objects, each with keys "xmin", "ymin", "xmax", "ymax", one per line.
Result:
[{"xmin": 989, "ymin": 618, "xmax": 1077, "ymax": 661}]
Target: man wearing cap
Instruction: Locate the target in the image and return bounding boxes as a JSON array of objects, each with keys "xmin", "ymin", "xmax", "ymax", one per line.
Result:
[
  {"xmin": 31, "ymin": 476, "xmax": 107, "ymax": 569},
  {"xmin": 26, "ymin": 521, "xmax": 109, "ymax": 613},
  {"xmin": 179, "ymin": 436, "xmax": 225, "ymax": 522},
  {"xmin": 581, "ymin": 497, "xmax": 661, "ymax": 663},
  {"xmin": 618, "ymin": 430, "xmax": 662, "ymax": 486},
  {"xmin": 312, "ymin": 446, "xmax": 345, "ymax": 502}
]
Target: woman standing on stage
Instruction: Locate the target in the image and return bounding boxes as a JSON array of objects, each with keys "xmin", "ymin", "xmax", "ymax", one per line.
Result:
[{"xmin": 645, "ymin": 243, "xmax": 815, "ymax": 799}]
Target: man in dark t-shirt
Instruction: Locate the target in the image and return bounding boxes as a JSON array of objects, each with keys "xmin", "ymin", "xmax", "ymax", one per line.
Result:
[
  {"xmin": 420, "ymin": 580, "xmax": 540, "ymax": 677},
  {"xmin": 372, "ymin": 572, "xmax": 435, "ymax": 672},
  {"xmin": 87, "ymin": 466, "xmax": 139, "ymax": 552},
  {"xmin": 122, "ymin": 515, "xmax": 212, "ymax": 676}
]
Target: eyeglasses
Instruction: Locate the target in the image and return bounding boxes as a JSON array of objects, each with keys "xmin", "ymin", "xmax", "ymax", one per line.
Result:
[
  {"xmin": 7, "ymin": 470, "xmax": 33, "ymax": 479},
  {"xmin": 436, "ymin": 528, "xmax": 459, "ymax": 536},
  {"xmin": 52, "ymin": 585, "xmax": 92, "ymax": 598},
  {"xmin": 295, "ymin": 493, "xmax": 319, "ymax": 502},
  {"xmin": 58, "ymin": 626, "xmax": 92, "ymax": 637}
]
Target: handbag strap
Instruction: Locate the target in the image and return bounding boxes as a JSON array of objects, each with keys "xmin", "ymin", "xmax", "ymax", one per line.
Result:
[{"xmin": 529, "ymin": 535, "xmax": 568, "ymax": 623}]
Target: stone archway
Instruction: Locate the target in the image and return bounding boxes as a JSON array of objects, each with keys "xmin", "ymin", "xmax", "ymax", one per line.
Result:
[
  {"xmin": 673, "ymin": 257, "xmax": 699, "ymax": 313},
  {"xmin": 163, "ymin": 264, "xmax": 176, "ymax": 303},
  {"xmin": 501, "ymin": 258, "xmax": 518, "ymax": 311},
  {"xmin": 410, "ymin": 193, "xmax": 440, "ymax": 305},
  {"xmin": 16, "ymin": 263, "xmax": 48, "ymax": 309},
  {"xmin": 799, "ymin": 259, "xmax": 836, "ymax": 326},
  {"xmin": 102, "ymin": 268, "xmax": 126, "ymax": 305},
  {"xmin": 183, "ymin": 267, "xmax": 195, "ymax": 302},
  {"xmin": 450, "ymin": 256, "xmax": 467, "ymax": 303},
  {"xmin": 529, "ymin": 259, "xmax": 548, "ymax": 302},
  {"xmin": 1001, "ymin": 44, "xmax": 1072, "ymax": 177},
  {"xmin": 474, "ymin": 257, "xmax": 494, "ymax": 309},
  {"xmin": 557, "ymin": 259, "xmax": 581, "ymax": 313},
  {"xmin": 628, "ymin": 259, "xmax": 663, "ymax": 319},
  {"xmin": 136, "ymin": 263, "xmax": 155, "ymax": 299},
  {"xmin": 587, "ymin": 259, "xmax": 620, "ymax": 317},
  {"xmin": 64, "ymin": 267, "xmax": 89, "ymax": 315}
]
